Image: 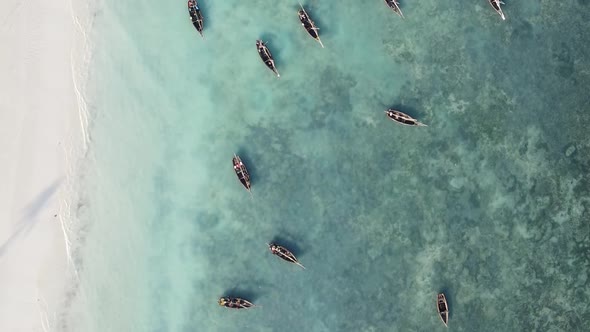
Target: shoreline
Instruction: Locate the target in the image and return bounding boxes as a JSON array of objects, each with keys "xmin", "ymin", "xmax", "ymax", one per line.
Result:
[{"xmin": 0, "ymin": 0, "xmax": 92, "ymax": 330}]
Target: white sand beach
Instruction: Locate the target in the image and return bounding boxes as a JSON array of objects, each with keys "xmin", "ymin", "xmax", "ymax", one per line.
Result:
[{"xmin": 0, "ymin": 0, "xmax": 89, "ymax": 330}]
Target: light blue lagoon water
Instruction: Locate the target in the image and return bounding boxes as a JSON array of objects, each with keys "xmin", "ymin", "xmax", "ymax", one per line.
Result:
[{"xmin": 66, "ymin": 1, "xmax": 590, "ymax": 331}]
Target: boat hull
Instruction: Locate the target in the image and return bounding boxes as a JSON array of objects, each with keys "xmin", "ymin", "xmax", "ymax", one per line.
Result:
[
  {"xmin": 437, "ymin": 293, "xmax": 449, "ymax": 326},
  {"xmin": 233, "ymin": 154, "xmax": 251, "ymax": 191},
  {"xmin": 489, "ymin": 0, "xmax": 506, "ymax": 20},
  {"xmin": 385, "ymin": 109, "xmax": 426, "ymax": 127},
  {"xmin": 188, "ymin": 1, "xmax": 204, "ymax": 36},
  {"xmin": 298, "ymin": 7, "xmax": 324, "ymax": 47},
  {"xmin": 256, "ymin": 40, "xmax": 280, "ymax": 77},
  {"xmin": 384, "ymin": 0, "xmax": 404, "ymax": 18},
  {"xmin": 219, "ymin": 297, "xmax": 255, "ymax": 309},
  {"xmin": 269, "ymin": 243, "xmax": 305, "ymax": 269}
]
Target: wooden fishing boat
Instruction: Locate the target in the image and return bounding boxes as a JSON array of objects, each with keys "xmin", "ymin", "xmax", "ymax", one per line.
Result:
[
  {"xmin": 256, "ymin": 40, "xmax": 280, "ymax": 78},
  {"xmin": 297, "ymin": 3, "xmax": 324, "ymax": 48},
  {"xmin": 437, "ymin": 293, "xmax": 449, "ymax": 326},
  {"xmin": 384, "ymin": 0, "xmax": 404, "ymax": 19},
  {"xmin": 187, "ymin": 0, "xmax": 204, "ymax": 37},
  {"xmin": 218, "ymin": 297, "xmax": 255, "ymax": 309},
  {"xmin": 268, "ymin": 243, "xmax": 305, "ymax": 269},
  {"xmin": 489, "ymin": 0, "xmax": 506, "ymax": 20},
  {"xmin": 232, "ymin": 154, "xmax": 251, "ymax": 192},
  {"xmin": 385, "ymin": 109, "xmax": 427, "ymax": 127}
]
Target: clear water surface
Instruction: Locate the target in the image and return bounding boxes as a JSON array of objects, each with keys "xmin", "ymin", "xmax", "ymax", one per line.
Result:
[{"xmin": 65, "ymin": 1, "xmax": 590, "ymax": 331}]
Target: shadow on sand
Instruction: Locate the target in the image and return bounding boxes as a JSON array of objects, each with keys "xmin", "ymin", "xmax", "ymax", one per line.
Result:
[{"xmin": 0, "ymin": 178, "xmax": 63, "ymax": 258}]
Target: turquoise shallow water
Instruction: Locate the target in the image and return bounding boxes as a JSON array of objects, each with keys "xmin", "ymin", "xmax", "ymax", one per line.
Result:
[{"xmin": 66, "ymin": 0, "xmax": 590, "ymax": 331}]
